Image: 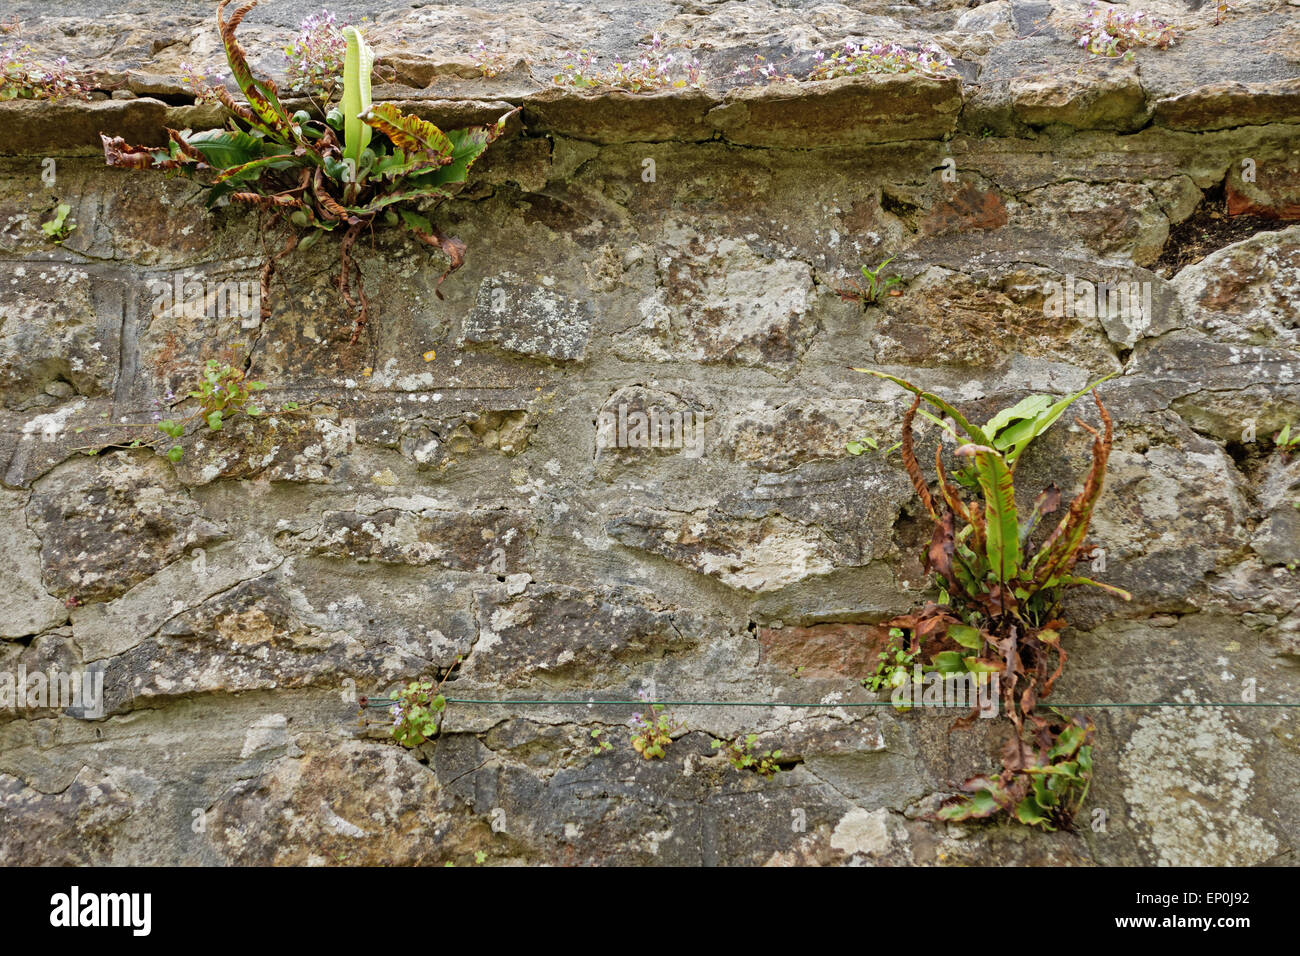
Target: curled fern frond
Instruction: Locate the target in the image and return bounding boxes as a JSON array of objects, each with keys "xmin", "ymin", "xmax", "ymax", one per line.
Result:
[{"xmin": 901, "ymin": 394, "xmax": 936, "ymax": 518}]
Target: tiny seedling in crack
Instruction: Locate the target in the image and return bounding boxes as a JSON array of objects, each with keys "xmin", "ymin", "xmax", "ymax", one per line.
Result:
[
  {"xmin": 711, "ymin": 733, "xmax": 783, "ymax": 777},
  {"xmin": 72, "ymin": 359, "xmax": 281, "ymax": 465},
  {"xmin": 839, "ymin": 257, "xmax": 903, "ymax": 306},
  {"xmin": 385, "ymin": 655, "xmax": 463, "ymax": 748},
  {"xmin": 864, "ymin": 626, "xmax": 917, "ymax": 709},
  {"xmin": 40, "ymin": 203, "xmax": 74, "ymax": 242},
  {"xmin": 1274, "ymin": 423, "xmax": 1300, "ymax": 458},
  {"xmin": 629, "ymin": 696, "xmax": 684, "ymax": 759},
  {"xmin": 846, "ymin": 433, "xmax": 901, "ymax": 457}
]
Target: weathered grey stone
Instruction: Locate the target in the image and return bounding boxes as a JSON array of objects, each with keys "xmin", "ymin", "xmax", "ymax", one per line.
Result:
[
  {"xmin": 1252, "ymin": 455, "xmax": 1300, "ymax": 568},
  {"xmin": 1172, "ymin": 225, "xmax": 1300, "ymax": 350},
  {"xmin": 0, "ymin": 265, "xmax": 123, "ymax": 409},
  {"xmin": 67, "ymin": 535, "xmax": 282, "ymax": 662},
  {"xmin": 95, "ymin": 568, "xmax": 451, "ymax": 714},
  {"xmin": 867, "ymin": 265, "xmax": 1125, "ymax": 368},
  {"xmin": 706, "ymin": 73, "xmax": 963, "ymax": 146},
  {"xmin": 207, "ymin": 739, "xmax": 456, "ymax": 866},
  {"xmin": 1086, "ymin": 428, "xmax": 1250, "ymax": 616},
  {"xmin": 301, "ymin": 506, "xmax": 534, "ymax": 571},
  {"xmin": 758, "ymin": 622, "xmax": 892, "ymax": 679},
  {"xmin": 396, "ymin": 407, "xmax": 536, "ymax": 470},
  {"xmin": 1009, "ymin": 66, "xmax": 1149, "ymax": 132},
  {"xmin": 1128, "ymin": 329, "xmax": 1300, "ymax": 443},
  {"xmin": 463, "ymin": 583, "xmax": 704, "ymax": 686},
  {"xmin": 606, "ymin": 458, "xmax": 910, "ymax": 592},
  {"xmin": 27, "ymin": 454, "xmax": 224, "ymax": 604},
  {"xmin": 1253, "ymin": 506, "xmax": 1300, "ymax": 567},
  {"xmin": 955, "ymin": 2, "xmax": 1016, "ymax": 38},
  {"xmin": 615, "ymin": 223, "xmax": 820, "ymax": 370},
  {"xmin": 1153, "ymin": 78, "xmax": 1300, "ymax": 131},
  {"xmin": 460, "ymin": 274, "xmax": 593, "ymax": 362},
  {"xmin": 1121, "ymin": 697, "xmax": 1282, "ymax": 866},
  {"xmin": 171, "ymin": 414, "xmax": 356, "ymax": 486},
  {"xmin": 594, "ymin": 384, "xmax": 711, "ymax": 474},
  {"xmin": 0, "ymin": 490, "xmax": 66, "ymax": 639},
  {"xmin": 720, "ymin": 397, "xmax": 893, "ymax": 473},
  {"xmin": 0, "ymin": 97, "xmax": 169, "ymax": 155}
]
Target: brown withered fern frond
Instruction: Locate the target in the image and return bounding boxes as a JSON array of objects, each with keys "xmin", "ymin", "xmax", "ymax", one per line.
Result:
[
  {"xmin": 901, "ymin": 394, "xmax": 936, "ymax": 518},
  {"xmin": 934, "ymin": 442, "xmax": 972, "ymax": 525},
  {"xmin": 100, "ymin": 135, "xmax": 183, "ymax": 171},
  {"xmin": 215, "ymin": 86, "xmax": 257, "ymax": 126},
  {"xmin": 230, "ymin": 192, "xmax": 303, "ymax": 209},
  {"xmin": 1034, "ymin": 391, "xmax": 1113, "ymax": 586},
  {"xmin": 166, "ymin": 128, "xmax": 205, "ymax": 163}
]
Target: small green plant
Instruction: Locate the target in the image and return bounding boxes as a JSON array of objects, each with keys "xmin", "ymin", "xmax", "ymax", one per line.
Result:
[
  {"xmin": 471, "ymin": 40, "xmax": 510, "ymax": 78},
  {"xmin": 102, "ymin": 1, "xmax": 515, "ymax": 342},
  {"xmin": 40, "ymin": 203, "xmax": 74, "ymax": 242},
  {"xmin": 864, "ymin": 627, "xmax": 916, "ymax": 694},
  {"xmin": 0, "ymin": 25, "xmax": 91, "ymax": 100},
  {"xmin": 711, "ymin": 734, "xmax": 783, "ymax": 777},
  {"xmin": 73, "ymin": 358, "xmax": 275, "ymax": 464},
  {"xmin": 858, "ymin": 368, "xmax": 1130, "ymax": 830},
  {"xmin": 191, "ymin": 359, "xmax": 265, "ymax": 430},
  {"xmin": 384, "ymin": 655, "xmax": 462, "ymax": 748},
  {"xmin": 389, "ymin": 680, "xmax": 446, "ymax": 747},
  {"xmin": 283, "ymin": 10, "xmax": 348, "ymax": 108},
  {"xmin": 839, "ymin": 258, "xmax": 903, "ymax": 305},
  {"xmin": 154, "ymin": 360, "xmax": 266, "ymax": 461},
  {"xmin": 1074, "ymin": 2, "xmax": 1177, "ymax": 59},
  {"xmin": 1274, "ymin": 423, "xmax": 1300, "ymax": 458},
  {"xmin": 589, "ymin": 727, "xmax": 614, "ymax": 756},
  {"xmin": 808, "ymin": 41, "xmax": 953, "ymax": 80},
  {"xmin": 552, "ymin": 35, "xmax": 703, "ymax": 92},
  {"xmin": 954, "ymin": 710, "xmax": 1094, "ymax": 831},
  {"xmin": 628, "ymin": 694, "xmax": 684, "ymax": 760},
  {"xmin": 845, "ymin": 433, "xmax": 901, "ymax": 457},
  {"xmin": 444, "ymin": 850, "xmax": 489, "ymax": 867},
  {"xmin": 1008, "ymin": 711, "xmax": 1093, "ymax": 829},
  {"xmin": 862, "ymin": 258, "xmax": 903, "ymax": 299}
]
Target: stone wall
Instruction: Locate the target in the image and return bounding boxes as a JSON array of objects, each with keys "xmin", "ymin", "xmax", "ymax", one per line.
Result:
[{"xmin": 0, "ymin": 0, "xmax": 1298, "ymax": 865}]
